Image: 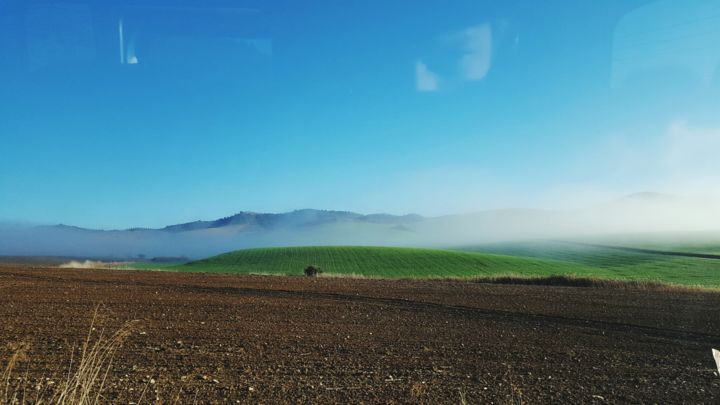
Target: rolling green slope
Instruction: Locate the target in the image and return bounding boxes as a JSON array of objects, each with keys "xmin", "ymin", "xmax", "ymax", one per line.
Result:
[
  {"xmin": 456, "ymin": 241, "xmax": 720, "ymax": 287},
  {"xmin": 175, "ymin": 246, "xmax": 595, "ymax": 279},
  {"xmin": 119, "ymin": 243, "xmax": 720, "ymax": 287},
  {"xmin": 608, "ymin": 242, "xmax": 720, "ymax": 255}
]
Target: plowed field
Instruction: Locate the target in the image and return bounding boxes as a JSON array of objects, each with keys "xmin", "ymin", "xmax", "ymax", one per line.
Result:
[{"xmin": 1, "ymin": 265, "xmax": 719, "ymax": 403}]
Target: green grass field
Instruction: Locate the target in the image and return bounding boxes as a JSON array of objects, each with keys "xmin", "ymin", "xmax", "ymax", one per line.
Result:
[
  {"xmin": 113, "ymin": 242, "xmax": 720, "ymax": 288},
  {"xmin": 174, "ymin": 246, "xmax": 593, "ymax": 279},
  {"xmin": 456, "ymin": 241, "xmax": 720, "ymax": 287},
  {"xmin": 610, "ymin": 242, "xmax": 720, "ymax": 255},
  {"xmin": 154, "ymin": 244, "xmax": 720, "ymax": 287},
  {"xmin": 583, "ymin": 232, "xmax": 720, "ymax": 255}
]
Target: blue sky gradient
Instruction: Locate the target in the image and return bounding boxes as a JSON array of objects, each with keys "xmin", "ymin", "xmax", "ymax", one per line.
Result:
[{"xmin": 1, "ymin": 0, "xmax": 719, "ymax": 228}]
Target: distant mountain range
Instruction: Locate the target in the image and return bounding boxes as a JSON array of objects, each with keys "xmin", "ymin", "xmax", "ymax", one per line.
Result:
[
  {"xmin": 2, "ymin": 193, "xmax": 719, "ymax": 259},
  {"xmin": 1, "ymin": 209, "xmax": 432, "ymax": 259},
  {"xmin": 157, "ymin": 209, "xmax": 424, "ymax": 233}
]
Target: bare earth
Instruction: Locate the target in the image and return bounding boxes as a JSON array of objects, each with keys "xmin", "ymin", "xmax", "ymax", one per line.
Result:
[{"xmin": 1, "ymin": 265, "xmax": 719, "ymax": 404}]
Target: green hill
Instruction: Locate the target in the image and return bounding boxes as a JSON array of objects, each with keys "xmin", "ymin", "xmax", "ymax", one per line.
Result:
[
  {"xmin": 175, "ymin": 245, "xmax": 601, "ymax": 279},
  {"xmin": 456, "ymin": 241, "xmax": 720, "ymax": 287},
  {"xmin": 168, "ymin": 244, "xmax": 720, "ymax": 287},
  {"xmin": 110, "ymin": 244, "xmax": 720, "ymax": 287}
]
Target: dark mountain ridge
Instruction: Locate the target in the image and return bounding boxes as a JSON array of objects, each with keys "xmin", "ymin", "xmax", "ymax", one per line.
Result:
[{"xmin": 161, "ymin": 209, "xmax": 423, "ymax": 233}]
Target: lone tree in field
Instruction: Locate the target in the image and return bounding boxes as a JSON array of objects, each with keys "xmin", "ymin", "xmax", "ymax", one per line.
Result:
[{"xmin": 304, "ymin": 265, "xmax": 320, "ymax": 277}]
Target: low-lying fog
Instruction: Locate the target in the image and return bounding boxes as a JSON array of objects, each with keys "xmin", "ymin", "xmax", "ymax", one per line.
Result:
[{"xmin": 2, "ymin": 193, "xmax": 720, "ymax": 259}]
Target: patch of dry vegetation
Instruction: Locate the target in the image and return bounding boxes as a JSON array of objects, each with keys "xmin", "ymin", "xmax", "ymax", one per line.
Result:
[
  {"xmin": 471, "ymin": 274, "xmax": 717, "ymax": 292},
  {"xmin": 1, "ymin": 307, "xmax": 137, "ymax": 405}
]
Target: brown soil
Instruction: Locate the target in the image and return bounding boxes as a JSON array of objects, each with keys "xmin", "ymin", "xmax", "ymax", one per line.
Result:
[{"xmin": 1, "ymin": 265, "xmax": 719, "ymax": 403}]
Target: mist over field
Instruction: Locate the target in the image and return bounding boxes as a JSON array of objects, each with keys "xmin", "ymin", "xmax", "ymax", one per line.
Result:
[{"xmin": 2, "ymin": 192, "xmax": 720, "ymax": 259}]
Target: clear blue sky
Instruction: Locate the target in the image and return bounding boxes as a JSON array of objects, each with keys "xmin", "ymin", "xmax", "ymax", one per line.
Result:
[{"xmin": 1, "ymin": 0, "xmax": 719, "ymax": 229}]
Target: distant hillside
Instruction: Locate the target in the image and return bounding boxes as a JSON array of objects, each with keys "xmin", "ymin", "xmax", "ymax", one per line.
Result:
[
  {"xmin": 3, "ymin": 193, "xmax": 720, "ymax": 259},
  {"xmin": 0, "ymin": 210, "xmax": 430, "ymax": 259},
  {"xmin": 162, "ymin": 209, "xmax": 423, "ymax": 233},
  {"xmin": 177, "ymin": 246, "xmax": 585, "ymax": 278},
  {"xmin": 456, "ymin": 240, "xmax": 720, "ymax": 287}
]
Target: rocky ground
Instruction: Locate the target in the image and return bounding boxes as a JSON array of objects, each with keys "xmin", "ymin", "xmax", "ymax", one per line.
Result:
[{"xmin": 1, "ymin": 265, "xmax": 719, "ymax": 403}]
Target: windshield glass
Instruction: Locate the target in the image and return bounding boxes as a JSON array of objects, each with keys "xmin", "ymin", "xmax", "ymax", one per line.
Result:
[{"xmin": 1, "ymin": 1, "xmax": 720, "ymax": 403}]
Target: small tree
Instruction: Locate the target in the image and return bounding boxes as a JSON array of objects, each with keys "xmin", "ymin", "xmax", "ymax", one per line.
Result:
[{"xmin": 304, "ymin": 265, "xmax": 320, "ymax": 277}]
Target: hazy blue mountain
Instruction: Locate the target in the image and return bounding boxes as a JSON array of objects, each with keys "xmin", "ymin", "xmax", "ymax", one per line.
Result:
[
  {"xmin": 2, "ymin": 195, "xmax": 720, "ymax": 260},
  {"xmin": 0, "ymin": 210, "xmax": 427, "ymax": 259},
  {"xmin": 159, "ymin": 209, "xmax": 418, "ymax": 232}
]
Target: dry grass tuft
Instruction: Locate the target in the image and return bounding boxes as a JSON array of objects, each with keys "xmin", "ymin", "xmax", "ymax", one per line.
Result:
[
  {"xmin": 54, "ymin": 308, "xmax": 137, "ymax": 404},
  {"xmin": 1, "ymin": 306, "xmax": 137, "ymax": 405},
  {"xmin": 2, "ymin": 343, "xmax": 30, "ymax": 404},
  {"xmin": 458, "ymin": 388, "xmax": 468, "ymax": 405}
]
